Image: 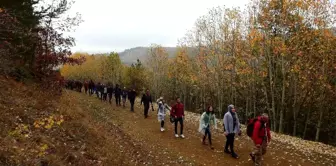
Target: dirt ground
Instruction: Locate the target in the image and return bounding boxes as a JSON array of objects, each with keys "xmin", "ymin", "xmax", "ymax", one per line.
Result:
[{"xmin": 62, "ymin": 90, "xmax": 336, "ymax": 166}]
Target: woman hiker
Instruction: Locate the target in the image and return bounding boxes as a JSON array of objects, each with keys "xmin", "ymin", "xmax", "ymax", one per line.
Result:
[
  {"xmin": 157, "ymin": 97, "xmax": 170, "ymax": 132},
  {"xmin": 199, "ymin": 105, "xmax": 217, "ymax": 149},
  {"xmin": 223, "ymin": 104, "xmax": 241, "ymax": 159}
]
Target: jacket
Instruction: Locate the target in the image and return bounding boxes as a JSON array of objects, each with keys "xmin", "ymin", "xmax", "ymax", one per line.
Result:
[
  {"xmin": 141, "ymin": 94, "xmax": 152, "ymax": 106},
  {"xmin": 223, "ymin": 111, "xmax": 240, "ymax": 134},
  {"xmin": 170, "ymin": 102, "xmax": 184, "ymax": 118},
  {"xmin": 128, "ymin": 90, "xmax": 136, "ymax": 101},
  {"xmin": 198, "ymin": 112, "xmax": 217, "ymax": 135},
  {"xmin": 252, "ymin": 116, "xmax": 271, "ymax": 145}
]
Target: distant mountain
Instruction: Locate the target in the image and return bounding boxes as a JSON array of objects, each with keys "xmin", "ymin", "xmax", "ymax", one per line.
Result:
[
  {"xmin": 118, "ymin": 47, "xmax": 178, "ymax": 65},
  {"xmin": 118, "ymin": 46, "xmax": 198, "ymax": 65}
]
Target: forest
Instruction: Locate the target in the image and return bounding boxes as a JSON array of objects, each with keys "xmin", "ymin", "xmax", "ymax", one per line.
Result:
[{"xmin": 61, "ymin": 0, "xmax": 336, "ymax": 146}]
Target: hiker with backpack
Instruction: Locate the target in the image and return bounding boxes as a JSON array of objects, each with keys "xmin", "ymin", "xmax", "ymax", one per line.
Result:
[
  {"xmin": 198, "ymin": 105, "xmax": 217, "ymax": 149},
  {"xmin": 248, "ymin": 113, "xmax": 271, "ymax": 166},
  {"xmin": 170, "ymin": 97, "xmax": 185, "ymax": 138},
  {"xmin": 223, "ymin": 104, "xmax": 241, "ymax": 159}
]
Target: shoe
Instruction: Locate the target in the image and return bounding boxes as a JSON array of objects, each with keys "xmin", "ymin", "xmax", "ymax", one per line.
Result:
[
  {"xmin": 232, "ymin": 153, "xmax": 239, "ymax": 159},
  {"xmin": 180, "ymin": 134, "xmax": 185, "ymax": 139},
  {"xmin": 250, "ymin": 153, "xmax": 255, "ymax": 162},
  {"xmin": 175, "ymin": 134, "xmax": 179, "ymax": 138},
  {"xmin": 162, "ymin": 128, "xmax": 165, "ymax": 131},
  {"xmin": 224, "ymin": 149, "xmax": 231, "ymax": 154},
  {"xmin": 210, "ymin": 146, "xmax": 214, "ymax": 150},
  {"xmin": 160, "ymin": 128, "xmax": 164, "ymax": 132}
]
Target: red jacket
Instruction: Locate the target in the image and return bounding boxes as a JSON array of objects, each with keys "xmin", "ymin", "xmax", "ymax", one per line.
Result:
[
  {"xmin": 171, "ymin": 102, "xmax": 184, "ymax": 118},
  {"xmin": 252, "ymin": 117, "xmax": 271, "ymax": 145}
]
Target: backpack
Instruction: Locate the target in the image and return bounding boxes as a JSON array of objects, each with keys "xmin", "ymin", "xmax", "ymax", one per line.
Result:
[{"xmin": 246, "ymin": 118, "xmax": 265, "ymax": 138}]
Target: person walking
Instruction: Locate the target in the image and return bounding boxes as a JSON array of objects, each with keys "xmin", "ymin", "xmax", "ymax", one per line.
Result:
[
  {"xmin": 128, "ymin": 89, "xmax": 137, "ymax": 112},
  {"xmin": 157, "ymin": 97, "xmax": 170, "ymax": 132},
  {"xmin": 107, "ymin": 84, "xmax": 113, "ymax": 104},
  {"xmin": 84, "ymin": 81, "xmax": 89, "ymax": 94},
  {"xmin": 199, "ymin": 105, "xmax": 217, "ymax": 149},
  {"xmin": 170, "ymin": 97, "xmax": 185, "ymax": 138},
  {"xmin": 122, "ymin": 87, "xmax": 128, "ymax": 108},
  {"xmin": 103, "ymin": 84, "xmax": 108, "ymax": 101},
  {"xmin": 141, "ymin": 89, "xmax": 152, "ymax": 118},
  {"xmin": 114, "ymin": 84, "xmax": 122, "ymax": 106},
  {"xmin": 223, "ymin": 104, "xmax": 241, "ymax": 159},
  {"xmin": 250, "ymin": 113, "xmax": 271, "ymax": 166}
]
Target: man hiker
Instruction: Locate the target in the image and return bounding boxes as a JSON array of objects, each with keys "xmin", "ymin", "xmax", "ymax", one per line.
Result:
[
  {"xmin": 107, "ymin": 84, "xmax": 113, "ymax": 104},
  {"xmin": 141, "ymin": 89, "xmax": 152, "ymax": 118},
  {"xmin": 96, "ymin": 82, "xmax": 101, "ymax": 98},
  {"xmin": 88, "ymin": 80, "xmax": 94, "ymax": 96},
  {"xmin": 223, "ymin": 104, "xmax": 241, "ymax": 159},
  {"xmin": 170, "ymin": 97, "xmax": 185, "ymax": 138},
  {"xmin": 122, "ymin": 87, "xmax": 128, "ymax": 108},
  {"xmin": 84, "ymin": 81, "xmax": 89, "ymax": 94},
  {"xmin": 250, "ymin": 113, "xmax": 271, "ymax": 166},
  {"xmin": 128, "ymin": 89, "xmax": 137, "ymax": 112},
  {"xmin": 199, "ymin": 105, "xmax": 217, "ymax": 149},
  {"xmin": 114, "ymin": 84, "xmax": 122, "ymax": 106}
]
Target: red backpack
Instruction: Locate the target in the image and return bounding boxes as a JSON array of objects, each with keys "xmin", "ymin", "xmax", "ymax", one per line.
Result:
[{"xmin": 246, "ymin": 118, "xmax": 265, "ymax": 138}]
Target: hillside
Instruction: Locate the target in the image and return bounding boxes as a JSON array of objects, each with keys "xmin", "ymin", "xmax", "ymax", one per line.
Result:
[
  {"xmin": 1, "ymin": 77, "xmax": 336, "ymax": 166},
  {"xmin": 118, "ymin": 47, "xmax": 197, "ymax": 65},
  {"xmin": 118, "ymin": 47, "xmax": 177, "ymax": 65}
]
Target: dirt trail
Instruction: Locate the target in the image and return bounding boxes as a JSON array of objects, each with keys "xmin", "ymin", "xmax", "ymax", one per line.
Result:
[{"xmin": 66, "ymin": 90, "xmax": 335, "ymax": 166}]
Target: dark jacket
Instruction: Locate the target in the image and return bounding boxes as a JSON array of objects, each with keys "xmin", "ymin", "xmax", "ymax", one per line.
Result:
[
  {"xmin": 128, "ymin": 90, "xmax": 137, "ymax": 102},
  {"xmin": 107, "ymin": 87, "xmax": 113, "ymax": 95},
  {"xmin": 114, "ymin": 87, "xmax": 121, "ymax": 96},
  {"xmin": 141, "ymin": 94, "xmax": 152, "ymax": 106},
  {"xmin": 122, "ymin": 90, "xmax": 128, "ymax": 98}
]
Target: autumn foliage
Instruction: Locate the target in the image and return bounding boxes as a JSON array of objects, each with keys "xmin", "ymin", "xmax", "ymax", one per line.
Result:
[{"xmin": 0, "ymin": 0, "xmax": 83, "ymax": 86}]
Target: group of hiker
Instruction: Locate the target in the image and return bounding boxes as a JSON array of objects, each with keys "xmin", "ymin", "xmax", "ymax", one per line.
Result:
[
  {"xmin": 197, "ymin": 104, "xmax": 271, "ymax": 165},
  {"xmin": 65, "ymin": 80, "xmax": 137, "ymax": 110},
  {"xmin": 139, "ymin": 91, "xmax": 271, "ymax": 166},
  {"xmin": 65, "ymin": 80, "xmax": 271, "ymax": 166}
]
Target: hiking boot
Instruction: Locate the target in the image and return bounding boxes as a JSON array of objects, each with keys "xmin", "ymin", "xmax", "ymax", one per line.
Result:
[
  {"xmin": 180, "ymin": 134, "xmax": 185, "ymax": 139},
  {"xmin": 250, "ymin": 153, "xmax": 255, "ymax": 162}
]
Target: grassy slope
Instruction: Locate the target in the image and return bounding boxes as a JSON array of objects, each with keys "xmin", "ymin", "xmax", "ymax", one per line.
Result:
[{"xmin": 0, "ymin": 77, "xmax": 335, "ymax": 166}]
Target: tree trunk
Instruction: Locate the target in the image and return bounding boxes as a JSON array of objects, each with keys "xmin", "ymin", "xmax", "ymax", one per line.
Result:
[
  {"xmin": 267, "ymin": 47, "xmax": 277, "ymax": 131},
  {"xmin": 279, "ymin": 55, "xmax": 285, "ymax": 133},
  {"xmin": 315, "ymin": 109, "xmax": 324, "ymax": 141},
  {"xmin": 292, "ymin": 77, "xmax": 298, "ymax": 136},
  {"xmin": 246, "ymin": 96, "xmax": 249, "ymax": 124},
  {"xmin": 303, "ymin": 107, "xmax": 311, "ymax": 139}
]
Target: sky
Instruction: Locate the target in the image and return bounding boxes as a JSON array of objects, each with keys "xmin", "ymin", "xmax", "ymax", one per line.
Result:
[{"xmin": 66, "ymin": 0, "xmax": 249, "ymax": 53}]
